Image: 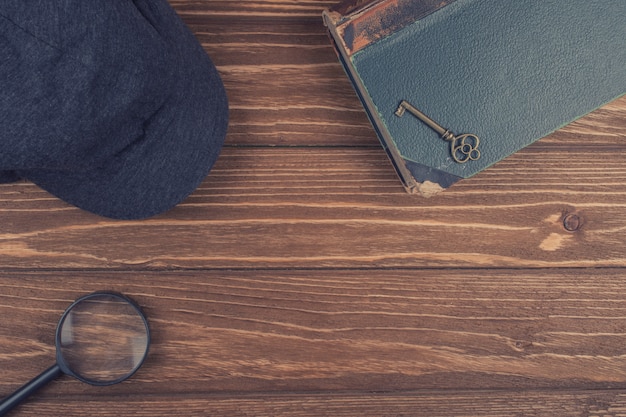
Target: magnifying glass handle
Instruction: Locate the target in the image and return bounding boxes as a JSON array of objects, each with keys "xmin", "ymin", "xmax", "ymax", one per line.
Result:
[{"xmin": 0, "ymin": 364, "xmax": 62, "ymax": 416}]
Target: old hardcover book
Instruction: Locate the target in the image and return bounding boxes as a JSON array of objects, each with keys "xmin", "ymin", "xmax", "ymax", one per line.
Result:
[{"xmin": 323, "ymin": 0, "xmax": 626, "ymax": 195}]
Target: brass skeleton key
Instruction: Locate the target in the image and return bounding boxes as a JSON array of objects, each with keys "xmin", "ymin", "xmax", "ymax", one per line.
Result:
[{"xmin": 395, "ymin": 100, "xmax": 481, "ymax": 164}]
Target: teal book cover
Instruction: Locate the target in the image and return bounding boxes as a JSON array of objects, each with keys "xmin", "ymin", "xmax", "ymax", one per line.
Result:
[{"xmin": 323, "ymin": 0, "xmax": 626, "ymax": 195}]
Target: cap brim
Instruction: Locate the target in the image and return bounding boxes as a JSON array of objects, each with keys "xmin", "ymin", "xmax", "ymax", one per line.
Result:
[{"xmin": 22, "ymin": 2, "xmax": 228, "ymax": 220}]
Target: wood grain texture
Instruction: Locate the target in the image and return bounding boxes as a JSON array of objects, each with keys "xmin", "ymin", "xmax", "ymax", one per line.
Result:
[
  {"xmin": 7, "ymin": 390, "xmax": 626, "ymax": 417},
  {"xmin": 1, "ymin": 143, "xmax": 626, "ymax": 269},
  {"xmin": 1, "ymin": 0, "xmax": 625, "ymax": 416},
  {"xmin": 2, "ymin": 270, "xmax": 626, "ymax": 395},
  {"xmin": 177, "ymin": 0, "xmax": 375, "ymax": 147}
]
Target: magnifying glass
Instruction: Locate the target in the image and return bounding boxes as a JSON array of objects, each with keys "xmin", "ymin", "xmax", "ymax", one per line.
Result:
[{"xmin": 0, "ymin": 292, "xmax": 150, "ymax": 416}]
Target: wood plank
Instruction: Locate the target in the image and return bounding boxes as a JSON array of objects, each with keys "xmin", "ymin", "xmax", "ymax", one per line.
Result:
[
  {"xmin": 171, "ymin": 0, "xmax": 339, "ymax": 17},
  {"xmin": 7, "ymin": 390, "xmax": 626, "ymax": 417},
  {"xmin": 2, "ymin": 269, "xmax": 626, "ymax": 396},
  {"xmin": 1, "ymin": 143, "xmax": 626, "ymax": 269}
]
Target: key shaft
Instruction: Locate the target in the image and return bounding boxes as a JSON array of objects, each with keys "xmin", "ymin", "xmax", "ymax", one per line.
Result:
[{"xmin": 395, "ymin": 100, "xmax": 447, "ymax": 137}]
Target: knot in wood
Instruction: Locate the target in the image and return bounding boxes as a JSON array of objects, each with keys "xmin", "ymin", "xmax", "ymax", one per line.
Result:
[{"xmin": 563, "ymin": 213, "xmax": 581, "ymax": 232}]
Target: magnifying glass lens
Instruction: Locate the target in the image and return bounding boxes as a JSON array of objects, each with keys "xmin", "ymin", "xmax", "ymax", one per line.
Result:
[{"xmin": 58, "ymin": 293, "xmax": 149, "ymax": 384}]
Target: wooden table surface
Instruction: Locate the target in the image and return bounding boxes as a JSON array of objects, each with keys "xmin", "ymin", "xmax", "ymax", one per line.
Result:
[{"xmin": 2, "ymin": 1, "xmax": 626, "ymax": 416}]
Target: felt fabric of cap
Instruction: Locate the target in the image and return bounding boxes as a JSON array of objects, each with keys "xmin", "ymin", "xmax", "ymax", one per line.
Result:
[{"xmin": 0, "ymin": 0, "xmax": 228, "ymax": 219}]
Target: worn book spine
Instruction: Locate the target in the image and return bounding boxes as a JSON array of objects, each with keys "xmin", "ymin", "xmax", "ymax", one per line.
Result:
[{"xmin": 323, "ymin": 0, "xmax": 458, "ymax": 195}]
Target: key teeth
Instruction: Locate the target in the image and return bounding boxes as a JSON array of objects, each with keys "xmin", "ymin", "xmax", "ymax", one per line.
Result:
[{"xmin": 395, "ymin": 105, "xmax": 406, "ymax": 117}]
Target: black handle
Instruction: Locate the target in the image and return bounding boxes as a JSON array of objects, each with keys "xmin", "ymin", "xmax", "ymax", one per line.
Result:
[{"xmin": 0, "ymin": 364, "xmax": 63, "ymax": 416}]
